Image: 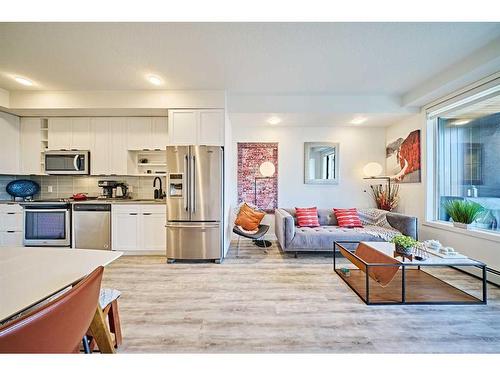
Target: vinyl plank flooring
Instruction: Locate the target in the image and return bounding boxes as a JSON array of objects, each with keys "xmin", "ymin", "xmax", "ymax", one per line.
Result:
[{"xmin": 101, "ymin": 240, "xmax": 500, "ymax": 353}]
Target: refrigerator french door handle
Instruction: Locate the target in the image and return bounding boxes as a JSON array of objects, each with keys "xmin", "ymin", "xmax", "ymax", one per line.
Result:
[
  {"xmin": 191, "ymin": 155, "xmax": 196, "ymax": 213},
  {"xmin": 184, "ymin": 155, "xmax": 189, "ymax": 212}
]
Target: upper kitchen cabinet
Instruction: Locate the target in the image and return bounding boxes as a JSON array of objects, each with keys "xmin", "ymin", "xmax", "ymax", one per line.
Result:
[
  {"xmin": 168, "ymin": 110, "xmax": 198, "ymax": 145},
  {"xmin": 168, "ymin": 109, "xmax": 224, "ymax": 146},
  {"xmin": 0, "ymin": 112, "xmax": 20, "ymax": 174},
  {"xmin": 151, "ymin": 117, "xmax": 168, "ymax": 150},
  {"xmin": 48, "ymin": 117, "xmax": 91, "ymax": 150},
  {"xmin": 20, "ymin": 118, "xmax": 44, "ymax": 175},
  {"xmin": 198, "ymin": 110, "xmax": 224, "ymax": 146},
  {"xmin": 90, "ymin": 117, "xmax": 128, "ymax": 175},
  {"xmin": 71, "ymin": 117, "xmax": 91, "ymax": 149},
  {"xmin": 126, "ymin": 117, "xmax": 168, "ymax": 150},
  {"xmin": 126, "ymin": 117, "xmax": 152, "ymax": 150}
]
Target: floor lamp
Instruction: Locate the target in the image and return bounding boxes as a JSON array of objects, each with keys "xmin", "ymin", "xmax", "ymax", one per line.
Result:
[{"xmin": 253, "ymin": 161, "xmax": 275, "ymax": 248}]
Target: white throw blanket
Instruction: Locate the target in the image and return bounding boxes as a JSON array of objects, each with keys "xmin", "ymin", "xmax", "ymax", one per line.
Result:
[{"xmin": 355, "ymin": 208, "xmax": 400, "ymax": 241}]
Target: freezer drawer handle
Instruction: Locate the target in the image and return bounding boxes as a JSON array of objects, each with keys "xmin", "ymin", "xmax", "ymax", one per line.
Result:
[
  {"xmin": 129, "ymin": 213, "xmax": 138, "ymax": 216},
  {"xmin": 165, "ymin": 224, "xmax": 219, "ymax": 229},
  {"xmin": 143, "ymin": 213, "xmax": 152, "ymax": 215}
]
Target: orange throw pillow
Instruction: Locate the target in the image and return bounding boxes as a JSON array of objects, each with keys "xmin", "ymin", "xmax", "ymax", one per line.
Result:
[{"xmin": 235, "ymin": 203, "xmax": 265, "ymax": 231}]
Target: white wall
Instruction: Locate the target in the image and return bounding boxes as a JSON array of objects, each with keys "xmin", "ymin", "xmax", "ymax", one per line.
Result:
[
  {"xmin": 230, "ymin": 119, "xmax": 387, "ymax": 238},
  {"xmin": 387, "ymin": 113, "xmax": 500, "ymax": 284}
]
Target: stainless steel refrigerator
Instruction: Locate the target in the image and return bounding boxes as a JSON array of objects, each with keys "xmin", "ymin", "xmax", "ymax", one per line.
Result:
[{"xmin": 165, "ymin": 145, "xmax": 223, "ymax": 262}]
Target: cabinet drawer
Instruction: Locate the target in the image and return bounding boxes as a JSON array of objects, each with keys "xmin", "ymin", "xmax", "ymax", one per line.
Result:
[
  {"xmin": 0, "ymin": 204, "xmax": 22, "ymax": 213},
  {"xmin": 1, "ymin": 213, "xmax": 23, "ymax": 231},
  {"xmin": 111, "ymin": 205, "xmax": 141, "ymax": 214},
  {"xmin": 0, "ymin": 231, "xmax": 23, "ymax": 247}
]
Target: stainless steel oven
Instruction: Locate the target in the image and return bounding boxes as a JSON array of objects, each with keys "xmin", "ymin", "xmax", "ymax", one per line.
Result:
[
  {"xmin": 22, "ymin": 202, "xmax": 71, "ymax": 247},
  {"xmin": 44, "ymin": 150, "xmax": 90, "ymax": 175}
]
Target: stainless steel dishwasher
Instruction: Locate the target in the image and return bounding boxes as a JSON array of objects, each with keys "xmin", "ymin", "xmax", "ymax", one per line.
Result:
[{"xmin": 72, "ymin": 203, "xmax": 111, "ymax": 250}]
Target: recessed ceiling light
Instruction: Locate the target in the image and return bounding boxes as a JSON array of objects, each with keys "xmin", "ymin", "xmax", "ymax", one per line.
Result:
[
  {"xmin": 14, "ymin": 76, "xmax": 34, "ymax": 86},
  {"xmin": 452, "ymin": 119, "xmax": 471, "ymax": 125},
  {"xmin": 267, "ymin": 116, "xmax": 282, "ymax": 125},
  {"xmin": 147, "ymin": 75, "xmax": 163, "ymax": 86},
  {"xmin": 350, "ymin": 116, "xmax": 368, "ymax": 125}
]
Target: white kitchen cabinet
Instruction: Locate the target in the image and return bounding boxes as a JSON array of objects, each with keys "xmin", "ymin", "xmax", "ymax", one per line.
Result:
[
  {"xmin": 141, "ymin": 212, "xmax": 166, "ymax": 251},
  {"xmin": 198, "ymin": 110, "xmax": 224, "ymax": 146},
  {"xmin": 48, "ymin": 118, "xmax": 90, "ymax": 150},
  {"xmin": 112, "ymin": 204, "xmax": 165, "ymax": 252},
  {"xmin": 112, "ymin": 212, "xmax": 140, "ymax": 251},
  {"xmin": 90, "ymin": 118, "xmax": 128, "ymax": 175},
  {"xmin": 0, "ymin": 231, "xmax": 23, "ymax": 246},
  {"xmin": 20, "ymin": 118, "xmax": 43, "ymax": 174},
  {"xmin": 151, "ymin": 117, "xmax": 168, "ymax": 150},
  {"xmin": 109, "ymin": 118, "xmax": 128, "ymax": 175},
  {"xmin": 0, "ymin": 204, "xmax": 23, "ymax": 247},
  {"xmin": 70, "ymin": 118, "xmax": 91, "ymax": 149},
  {"xmin": 127, "ymin": 117, "xmax": 152, "ymax": 150},
  {"xmin": 168, "ymin": 109, "xmax": 224, "ymax": 146},
  {"xmin": 90, "ymin": 118, "xmax": 110, "ymax": 175},
  {"xmin": 168, "ymin": 110, "xmax": 198, "ymax": 145},
  {"xmin": 0, "ymin": 112, "xmax": 20, "ymax": 174},
  {"xmin": 48, "ymin": 118, "xmax": 71, "ymax": 150}
]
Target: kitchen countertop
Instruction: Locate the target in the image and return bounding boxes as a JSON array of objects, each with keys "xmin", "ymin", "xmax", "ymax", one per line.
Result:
[
  {"xmin": 73, "ymin": 199, "xmax": 165, "ymax": 205},
  {"xmin": 0, "ymin": 199, "xmax": 165, "ymax": 205}
]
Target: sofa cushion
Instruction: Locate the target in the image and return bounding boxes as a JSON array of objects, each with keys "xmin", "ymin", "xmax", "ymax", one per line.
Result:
[
  {"xmin": 287, "ymin": 225, "xmax": 401, "ymax": 250},
  {"xmin": 284, "ymin": 208, "xmax": 338, "ymax": 226},
  {"xmin": 333, "ymin": 208, "xmax": 363, "ymax": 228},
  {"xmin": 295, "ymin": 207, "xmax": 320, "ymax": 227}
]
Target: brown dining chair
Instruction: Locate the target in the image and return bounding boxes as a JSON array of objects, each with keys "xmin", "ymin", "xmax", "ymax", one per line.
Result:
[{"xmin": 0, "ymin": 266, "xmax": 104, "ymax": 354}]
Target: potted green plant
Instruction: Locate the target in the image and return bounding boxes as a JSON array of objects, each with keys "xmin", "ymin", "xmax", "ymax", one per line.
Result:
[
  {"xmin": 391, "ymin": 235, "xmax": 418, "ymax": 255},
  {"xmin": 443, "ymin": 200, "xmax": 484, "ymax": 230}
]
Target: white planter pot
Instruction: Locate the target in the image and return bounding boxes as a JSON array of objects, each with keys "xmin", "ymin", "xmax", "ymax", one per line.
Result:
[{"xmin": 452, "ymin": 222, "xmax": 473, "ymax": 230}]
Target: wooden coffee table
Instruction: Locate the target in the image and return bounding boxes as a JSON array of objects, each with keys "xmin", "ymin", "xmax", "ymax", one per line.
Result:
[{"xmin": 333, "ymin": 241, "xmax": 487, "ymax": 305}]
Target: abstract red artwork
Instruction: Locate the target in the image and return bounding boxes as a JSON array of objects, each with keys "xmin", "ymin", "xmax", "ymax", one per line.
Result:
[
  {"xmin": 237, "ymin": 142, "xmax": 278, "ymax": 213},
  {"xmin": 386, "ymin": 129, "xmax": 421, "ymax": 183}
]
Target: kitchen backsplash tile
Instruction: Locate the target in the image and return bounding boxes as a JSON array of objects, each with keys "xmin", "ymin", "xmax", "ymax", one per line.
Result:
[{"xmin": 0, "ymin": 175, "xmax": 165, "ymax": 200}]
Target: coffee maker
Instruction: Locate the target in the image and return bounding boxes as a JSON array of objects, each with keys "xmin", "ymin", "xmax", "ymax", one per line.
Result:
[
  {"xmin": 98, "ymin": 180, "xmax": 118, "ymax": 199},
  {"xmin": 98, "ymin": 180, "xmax": 130, "ymax": 199}
]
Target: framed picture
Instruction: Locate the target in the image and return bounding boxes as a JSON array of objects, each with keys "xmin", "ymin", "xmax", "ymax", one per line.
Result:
[{"xmin": 386, "ymin": 129, "xmax": 421, "ymax": 183}]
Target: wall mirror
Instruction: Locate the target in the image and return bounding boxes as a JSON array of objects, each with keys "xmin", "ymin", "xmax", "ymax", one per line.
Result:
[{"xmin": 304, "ymin": 142, "xmax": 339, "ymax": 184}]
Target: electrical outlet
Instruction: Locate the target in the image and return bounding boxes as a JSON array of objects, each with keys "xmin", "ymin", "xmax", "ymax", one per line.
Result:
[{"xmin": 47, "ymin": 185, "xmax": 53, "ymax": 193}]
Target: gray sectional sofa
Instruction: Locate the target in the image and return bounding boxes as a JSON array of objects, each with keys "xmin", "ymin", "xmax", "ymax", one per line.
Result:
[{"xmin": 275, "ymin": 208, "xmax": 417, "ymax": 255}]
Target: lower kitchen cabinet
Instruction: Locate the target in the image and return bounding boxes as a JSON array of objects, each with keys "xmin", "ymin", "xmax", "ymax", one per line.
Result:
[
  {"xmin": 0, "ymin": 203, "xmax": 23, "ymax": 247},
  {"xmin": 111, "ymin": 204, "xmax": 166, "ymax": 253}
]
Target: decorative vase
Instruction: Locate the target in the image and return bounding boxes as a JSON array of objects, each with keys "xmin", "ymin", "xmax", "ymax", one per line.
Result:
[{"xmin": 395, "ymin": 243, "xmax": 413, "ymax": 255}]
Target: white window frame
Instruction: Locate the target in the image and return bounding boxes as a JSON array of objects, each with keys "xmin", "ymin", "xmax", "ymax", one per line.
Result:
[{"xmin": 423, "ymin": 73, "xmax": 500, "ymax": 243}]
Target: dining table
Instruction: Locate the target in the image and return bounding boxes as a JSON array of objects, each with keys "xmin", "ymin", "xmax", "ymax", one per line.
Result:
[{"xmin": 0, "ymin": 246, "xmax": 123, "ymax": 353}]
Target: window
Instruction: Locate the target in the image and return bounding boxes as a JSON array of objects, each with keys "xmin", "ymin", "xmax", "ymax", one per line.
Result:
[{"xmin": 434, "ymin": 92, "xmax": 500, "ymax": 233}]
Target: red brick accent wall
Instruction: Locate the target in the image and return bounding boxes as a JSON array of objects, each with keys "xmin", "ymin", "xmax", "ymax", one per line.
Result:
[{"xmin": 237, "ymin": 142, "xmax": 278, "ymax": 213}]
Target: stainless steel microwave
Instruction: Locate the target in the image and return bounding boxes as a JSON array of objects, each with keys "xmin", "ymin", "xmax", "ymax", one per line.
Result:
[{"xmin": 44, "ymin": 150, "xmax": 90, "ymax": 175}]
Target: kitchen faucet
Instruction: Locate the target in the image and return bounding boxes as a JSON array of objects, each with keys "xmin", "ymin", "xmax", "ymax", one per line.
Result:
[{"xmin": 153, "ymin": 177, "xmax": 165, "ymax": 199}]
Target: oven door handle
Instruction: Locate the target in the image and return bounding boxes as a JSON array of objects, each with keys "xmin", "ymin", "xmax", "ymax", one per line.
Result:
[{"xmin": 24, "ymin": 209, "xmax": 71, "ymax": 214}]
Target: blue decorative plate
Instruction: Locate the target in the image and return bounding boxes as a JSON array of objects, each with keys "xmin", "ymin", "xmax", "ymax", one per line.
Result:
[{"xmin": 6, "ymin": 179, "xmax": 40, "ymax": 198}]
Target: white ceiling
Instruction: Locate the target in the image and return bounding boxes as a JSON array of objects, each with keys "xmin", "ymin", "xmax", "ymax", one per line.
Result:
[
  {"xmin": 1, "ymin": 22, "xmax": 499, "ymax": 95},
  {"xmin": 229, "ymin": 112, "xmax": 413, "ymax": 128}
]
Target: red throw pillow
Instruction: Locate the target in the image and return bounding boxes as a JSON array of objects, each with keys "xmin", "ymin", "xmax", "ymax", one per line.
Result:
[
  {"xmin": 295, "ymin": 207, "xmax": 320, "ymax": 227},
  {"xmin": 333, "ymin": 208, "xmax": 363, "ymax": 228}
]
